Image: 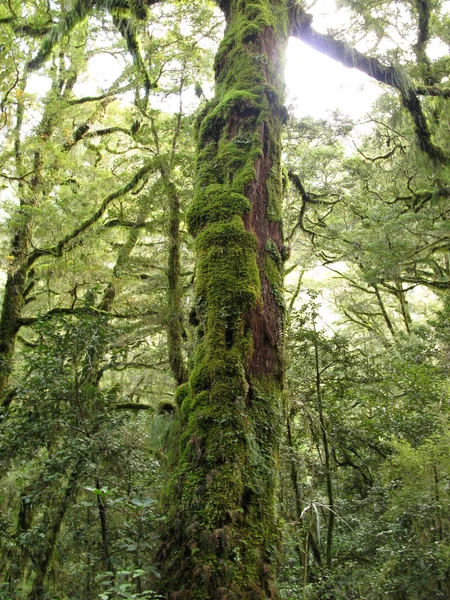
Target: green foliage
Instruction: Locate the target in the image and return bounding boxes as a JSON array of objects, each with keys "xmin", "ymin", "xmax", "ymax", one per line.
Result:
[{"xmin": 1, "ymin": 0, "xmax": 450, "ymax": 598}]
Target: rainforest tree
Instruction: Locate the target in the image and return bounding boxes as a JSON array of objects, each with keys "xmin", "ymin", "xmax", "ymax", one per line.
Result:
[{"xmin": 1, "ymin": 0, "xmax": 449, "ymax": 598}]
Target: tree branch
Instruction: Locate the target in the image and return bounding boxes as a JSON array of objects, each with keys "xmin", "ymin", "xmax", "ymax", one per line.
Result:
[
  {"xmin": 0, "ymin": 17, "xmax": 53, "ymax": 37},
  {"xmin": 104, "ymin": 219, "xmax": 150, "ymax": 228},
  {"xmin": 27, "ymin": 0, "xmax": 96, "ymax": 71},
  {"xmin": 113, "ymin": 402, "xmax": 153, "ymax": 410},
  {"xmin": 17, "ymin": 305, "xmax": 156, "ymax": 326},
  {"xmin": 289, "ymin": 5, "xmax": 449, "ymax": 164},
  {"xmin": 25, "ymin": 161, "xmax": 156, "ymax": 268},
  {"xmin": 68, "ymin": 87, "xmax": 131, "ymax": 105}
]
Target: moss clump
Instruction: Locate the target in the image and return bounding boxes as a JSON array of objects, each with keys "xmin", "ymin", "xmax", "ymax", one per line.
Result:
[
  {"xmin": 157, "ymin": 401, "xmax": 175, "ymax": 415},
  {"xmin": 195, "ymin": 142, "xmax": 220, "ymax": 189},
  {"xmin": 186, "ymin": 184, "xmax": 250, "ymax": 236},
  {"xmin": 199, "ymin": 90, "xmax": 259, "ymax": 143},
  {"xmin": 240, "ymin": 2, "xmax": 277, "ymax": 42},
  {"xmin": 175, "ymin": 382, "xmax": 190, "ymax": 407},
  {"xmin": 196, "ymin": 216, "xmax": 255, "ymax": 251},
  {"xmin": 196, "ymin": 227, "xmax": 260, "ymax": 319},
  {"xmin": 216, "ymin": 139, "xmax": 250, "ymax": 173},
  {"xmin": 265, "ymin": 238, "xmax": 282, "ymax": 265},
  {"xmin": 189, "ymin": 358, "xmax": 211, "ymax": 394}
]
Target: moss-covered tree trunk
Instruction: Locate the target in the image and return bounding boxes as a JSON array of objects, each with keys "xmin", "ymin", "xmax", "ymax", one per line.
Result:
[
  {"xmin": 164, "ymin": 174, "xmax": 189, "ymax": 387},
  {"xmin": 158, "ymin": 1, "xmax": 288, "ymax": 597},
  {"xmin": 0, "ymin": 76, "xmax": 32, "ymax": 402},
  {"xmin": 0, "ymin": 230, "xmax": 30, "ymax": 401}
]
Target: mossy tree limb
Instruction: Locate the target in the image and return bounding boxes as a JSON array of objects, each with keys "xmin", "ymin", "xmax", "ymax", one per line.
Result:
[
  {"xmin": 157, "ymin": 1, "xmax": 288, "ymax": 597},
  {"xmin": 289, "ymin": 4, "xmax": 449, "ymax": 165},
  {"xmin": 26, "ymin": 0, "xmax": 164, "ymax": 72},
  {"xmin": 0, "ymin": 160, "xmax": 155, "ymax": 404}
]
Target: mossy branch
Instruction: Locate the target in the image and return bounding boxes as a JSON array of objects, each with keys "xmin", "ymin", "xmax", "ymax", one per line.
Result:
[
  {"xmin": 104, "ymin": 219, "xmax": 150, "ymax": 228},
  {"xmin": 287, "ymin": 170, "xmax": 328, "ymax": 242},
  {"xmin": 289, "ymin": 5, "xmax": 449, "ymax": 164},
  {"xmin": 17, "ymin": 305, "xmax": 154, "ymax": 326},
  {"xmin": 0, "ymin": 17, "xmax": 53, "ymax": 37},
  {"xmin": 415, "ymin": 85, "xmax": 450, "ymax": 99},
  {"xmin": 68, "ymin": 87, "xmax": 131, "ymax": 105},
  {"xmin": 27, "ymin": 0, "xmax": 96, "ymax": 71},
  {"xmin": 112, "ymin": 14, "xmax": 154, "ymax": 111},
  {"xmin": 413, "ymin": 0, "xmax": 432, "ymax": 73},
  {"xmin": 113, "ymin": 402, "xmax": 153, "ymax": 410},
  {"xmin": 64, "ymin": 125, "xmax": 132, "ymax": 150},
  {"xmin": 25, "ymin": 161, "xmax": 156, "ymax": 269},
  {"xmin": 26, "ymin": 0, "xmax": 165, "ymax": 72}
]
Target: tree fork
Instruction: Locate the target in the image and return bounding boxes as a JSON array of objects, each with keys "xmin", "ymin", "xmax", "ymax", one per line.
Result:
[{"xmin": 157, "ymin": 1, "xmax": 288, "ymax": 597}]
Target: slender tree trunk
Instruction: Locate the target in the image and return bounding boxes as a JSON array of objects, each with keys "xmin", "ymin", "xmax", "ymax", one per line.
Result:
[
  {"xmin": 0, "ymin": 75, "xmax": 30, "ymax": 400},
  {"xmin": 95, "ymin": 476, "xmax": 114, "ymax": 576},
  {"xmin": 28, "ymin": 463, "xmax": 81, "ymax": 600},
  {"xmin": 312, "ymin": 322, "xmax": 334, "ymax": 571},
  {"xmin": 158, "ymin": 1, "xmax": 288, "ymax": 597},
  {"xmin": 0, "ymin": 70, "xmax": 77, "ymax": 402},
  {"xmin": 395, "ymin": 280, "xmax": 412, "ymax": 335},
  {"xmin": 0, "ymin": 242, "xmax": 29, "ymax": 401},
  {"xmin": 373, "ymin": 284, "xmax": 395, "ymax": 337},
  {"xmin": 285, "ymin": 410, "xmax": 322, "ymax": 574},
  {"xmin": 164, "ymin": 175, "xmax": 189, "ymax": 386}
]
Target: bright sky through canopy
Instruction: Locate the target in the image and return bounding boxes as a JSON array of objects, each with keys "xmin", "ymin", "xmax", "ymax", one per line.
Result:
[
  {"xmin": 285, "ymin": 37, "xmax": 382, "ymax": 119},
  {"xmin": 25, "ymin": 0, "xmax": 449, "ymax": 121}
]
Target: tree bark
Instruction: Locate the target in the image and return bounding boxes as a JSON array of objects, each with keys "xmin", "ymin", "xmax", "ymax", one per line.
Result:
[
  {"xmin": 27, "ymin": 463, "xmax": 81, "ymax": 600},
  {"xmin": 164, "ymin": 175, "xmax": 189, "ymax": 387},
  {"xmin": 0, "ymin": 226, "xmax": 31, "ymax": 400},
  {"xmin": 0, "ymin": 75, "xmax": 30, "ymax": 401},
  {"xmin": 157, "ymin": 1, "xmax": 288, "ymax": 597}
]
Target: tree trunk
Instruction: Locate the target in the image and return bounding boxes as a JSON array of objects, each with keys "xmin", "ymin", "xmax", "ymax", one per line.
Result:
[
  {"xmin": 164, "ymin": 175, "xmax": 189, "ymax": 387},
  {"xmin": 0, "ymin": 74, "xmax": 31, "ymax": 400},
  {"xmin": 158, "ymin": 1, "xmax": 288, "ymax": 597},
  {"xmin": 0, "ymin": 69, "xmax": 77, "ymax": 403},
  {"xmin": 312, "ymin": 323, "xmax": 334, "ymax": 571},
  {"xmin": 0, "ymin": 239, "xmax": 29, "ymax": 400},
  {"xmin": 28, "ymin": 463, "xmax": 81, "ymax": 600}
]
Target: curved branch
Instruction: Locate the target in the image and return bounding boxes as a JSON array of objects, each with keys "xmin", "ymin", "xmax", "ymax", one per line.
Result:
[
  {"xmin": 25, "ymin": 161, "xmax": 156, "ymax": 268},
  {"xmin": 18, "ymin": 305, "xmax": 158, "ymax": 326},
  {"xmin": 112, "ymin": 14, "xmax": 155, "ymax": 114},
  {"xmin": 0, "ymin": 17, "xmax": 53, "ymax": 37},
  {"xmin": 287, "ymin": 170, "xmax": 316, "ymax": 242},
  {"xmin": 289, "ymin": 5, "xmax": 449, "ymax": 164},
  {"xmin": 27, "ymin": 0, "xmax": 96, "ymax": 71},
  {"xmin": 68, "ymin": 88, "xmax": 129, "ymax": 105}
]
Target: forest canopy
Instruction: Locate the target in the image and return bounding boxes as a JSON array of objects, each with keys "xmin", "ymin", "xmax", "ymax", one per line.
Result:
[{"xmin": 0, "ymin": 0, "xmax": 449, "ymax": 598}]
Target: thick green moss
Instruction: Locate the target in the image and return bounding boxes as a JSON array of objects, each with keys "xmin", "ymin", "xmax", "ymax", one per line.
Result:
[
  {"xmin": 265, "ymin": 238, "xmax": 282, "ymax": 265},
  {"xmin": 187, "ymin": 184, "xmax": 250, "ymax": 236},
  {"xmin": 196, "ymin": 216, "xmax": 255, "ymax": 250},
  {"xmin": 159, "ymin": 1, "xmax": 288, "ymax": 597},
  {"xmin": 199, "ymin": 90, "xmax": 259, "ymax": 142},
  {"xmin": 195, "ymin": 142, "xmax": 221, "ymax": 189},
  {"xmin": 175, "ymin": 383, "xmax": 190, "ymax": 407},
  {"xmin": 265, "ymin": 254, "xmax": 284, "ymax": 309}
]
